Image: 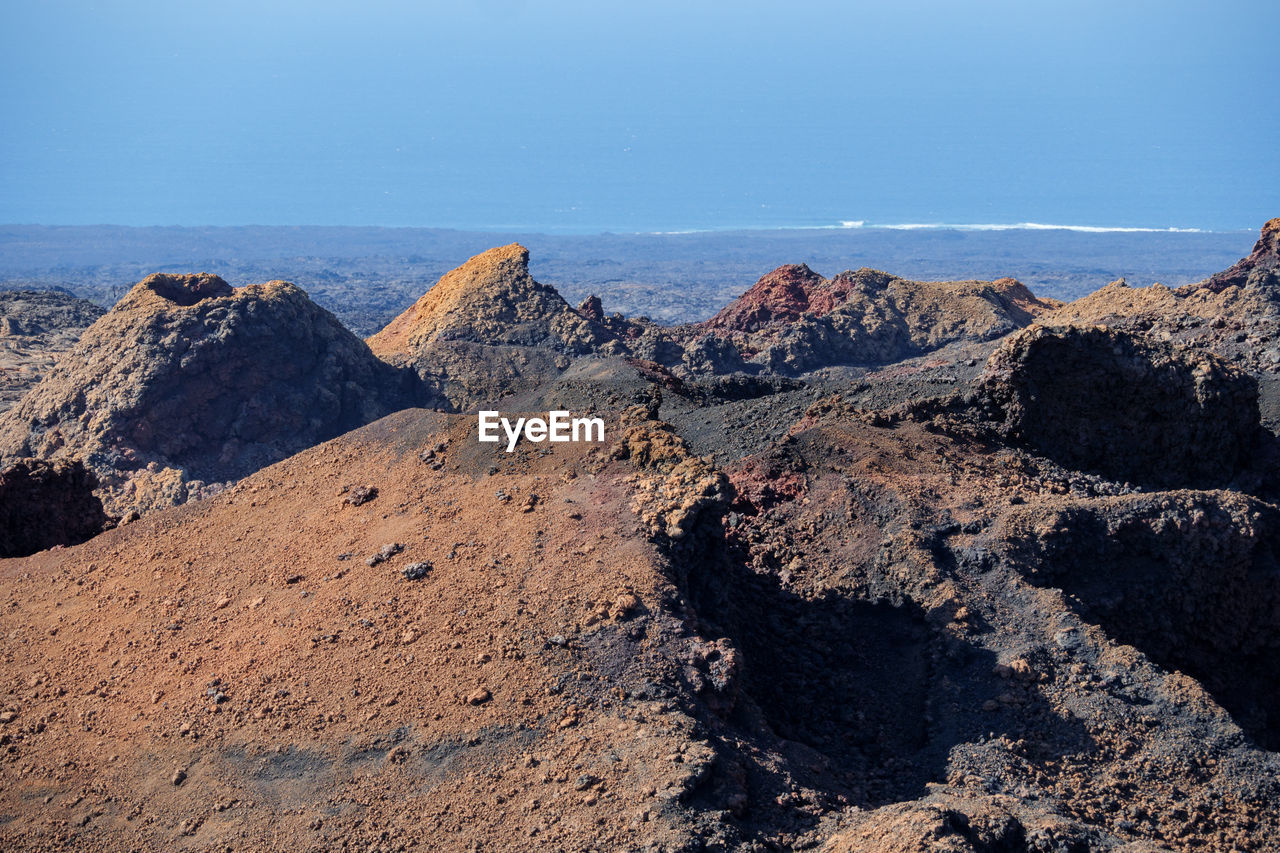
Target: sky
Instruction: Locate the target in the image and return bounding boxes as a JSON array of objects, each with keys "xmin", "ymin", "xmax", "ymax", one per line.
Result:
[{"xmin": 1, "ymin": 0, "xmax": 1276, "ymax": 231}]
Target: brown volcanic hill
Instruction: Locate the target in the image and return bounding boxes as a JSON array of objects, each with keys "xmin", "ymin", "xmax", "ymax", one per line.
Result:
[
  {"xmin": 698, "ymin": 266, "xmax": 1057, "ymax": 374},
  {"xmin": 0, "ymin": 290, "xmax": 105, "ymax": 413},
  {"xmin": 3, "ymin": 359, "xmax": 1280, "ymax": 851},
  {"xmin": 702, "ymin": 263, "xmax": 835, "ymax": 331},
  {"xmin": 367, "ymin": 244, "xmax": 608, "ymax": 409},
  {"xmin": 0, "ymin": 273, "xmax": 417, "ymax": 518}
]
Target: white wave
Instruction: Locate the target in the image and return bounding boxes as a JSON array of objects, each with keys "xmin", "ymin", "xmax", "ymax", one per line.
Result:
[
  {"xmin": 870, "ymin": 221, "xmax": 1204, "ymax": 233},
  {"xmin": 642, "ymin": 220, "xmax": 1206, "ymax": 236}
]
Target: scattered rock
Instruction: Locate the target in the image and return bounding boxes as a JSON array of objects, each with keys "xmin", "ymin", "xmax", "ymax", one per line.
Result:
[
  {"xmin": 367, "ymin": 542, "xmax": 405, "ymax": 567},
  {"xmin": 402, "ymin": 561, "xmax": 432, "ymax": 581},
  {"xmin": 343, "ymin": 485, "xmax": 379, "ymax": 506},
  {"xmin": 610, "ymin": 593, "xmax": 640, "ymax": 620}
]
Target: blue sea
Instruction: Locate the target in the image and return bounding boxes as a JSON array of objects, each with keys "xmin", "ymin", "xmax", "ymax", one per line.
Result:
[{"xmin": 1, "ymin": 2, "xmax": 1275, "ymax": 234}]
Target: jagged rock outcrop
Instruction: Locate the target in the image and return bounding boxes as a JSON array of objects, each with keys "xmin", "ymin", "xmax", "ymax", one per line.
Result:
[
  {"xmin": 974, "ymin": 325, "xmax": 1258, "ymax": 488},
  {"xmin": 700, "ymin": 266, "xmax": 1056, "ymax": 374},
  {"xmin": 0, "ymin": 273, "xmax": 416, "ymax": 517},
  {"xmin": 1194, "ymin": 216, "xmax": 1280, "ymax": 294},
  {"xmin": 367, "ymin": 244, "xmax": 609, "ymax": 409},
  {"xmin": 1040, "ymin": 220, "xmax": 1280, "ymax": 377},
  {"xmin": 611, "ymin": 402, "xmax": 731, "ymax": 549},
  {"xmin": 0, "ymin": 457, "xmax": 111, "ymax": 556},
  {"xmin": 997, "ymin": 489, "xmax": 1280, "ymax": 750},
  {"xmin": 0, "ymin": 290, "xmax": 105, "ymax": 412}
]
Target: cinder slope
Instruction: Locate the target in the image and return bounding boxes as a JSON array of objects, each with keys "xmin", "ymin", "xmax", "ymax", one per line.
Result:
[
  {"xmin": 0, "ymin": 403, "xmax": 743, "ymax": 851},
  {"xmin": 3, "ymin": 352, "xmax": 1279, "ymax": 851}
]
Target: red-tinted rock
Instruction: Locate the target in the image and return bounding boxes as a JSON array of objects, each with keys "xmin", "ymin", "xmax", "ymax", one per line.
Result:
[
  {"xmin": 703, "ymin": 263, "xmax": 833, "ymax": 332},
  {"xmin": 1190, "ymin": 217, "xmax": 1280, "ymax": 294}
]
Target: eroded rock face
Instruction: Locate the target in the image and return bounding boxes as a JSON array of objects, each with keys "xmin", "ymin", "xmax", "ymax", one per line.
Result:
[
  {"xmin": 0, "ymin": 457, "xmax": 110, "ymax": 557},
  {"xmin": 0, "ymin": 273, "xmax": 416, "ymax": 516},
  {"xmin": 997, "ymin": 490, "xmax": 1280, "ymax": 750},
  {"xmin": 976, "ymin": 325, "xmax": 1259, "ymax": 488}
]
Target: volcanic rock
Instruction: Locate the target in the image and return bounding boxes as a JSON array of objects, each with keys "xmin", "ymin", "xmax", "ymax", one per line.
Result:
[
  {"xmin": 974, "ymin": 325, "xmax": 1259, "ymax": 488},
  {"xmin": 6, "ymin": 241, "xmax": 1280, "ymax": 852},
  {"xmin": 367, "ymin": 244, "xmax": 609, "ymax": 409},
  {"xmin": 0, "ymin": 457, "xmax": 110, "ymax": 557},
  {"xmin": 702, "ymin": 266, "xmax": 1056, "ymax": 374},
  {"xmin": 996, "ymin": 489, "xmax": 1280, "ymax": 750},
  {"xmin": 703, "ymin": 263, "xmax": 834, "ymax": 331},
  {"xmin": 0, "ymin": 290, "xmax": 105, "ymax": 412},
  {"xmin": 0, "ymin": 273, "xmax": 416, "ymax": 517},
  {"xmin": 1193, "ymin": 216, "xmax": 1280, "ymax": 294},
  {"xmin": 577, "ymin": 294, "xmax": 605, "ymax": 321},
  {"xmin": 1039, "ymin": 221, "xmax": 1280, "ymax": 387}
]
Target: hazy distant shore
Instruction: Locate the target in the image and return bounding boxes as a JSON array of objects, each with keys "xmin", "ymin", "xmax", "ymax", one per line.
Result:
[{"xmin": 0, "ymin": 223, "xmax": 1257, "ymax": 334}]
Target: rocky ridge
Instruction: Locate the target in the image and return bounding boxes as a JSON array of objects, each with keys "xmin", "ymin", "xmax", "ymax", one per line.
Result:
[
  {"xmin": 1, "ymin": 222, "xmax": 1279, "ymax": 850},
  {"xmin": 1041, "ymin": 219, "xmax": 1280, "ymax": 381},
  {"xmin": 697, "ymin": 265, "xmax": 1057, "ymax": 375}
]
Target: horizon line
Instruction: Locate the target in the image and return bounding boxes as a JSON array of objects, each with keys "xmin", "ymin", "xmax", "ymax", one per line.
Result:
[{"xmin": 0, "ymin": 221, "xmax": 1256, "ymax": 237}]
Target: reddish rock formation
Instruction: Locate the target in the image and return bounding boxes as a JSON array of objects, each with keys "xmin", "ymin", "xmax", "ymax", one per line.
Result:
[
  {"xmin": 703, "ymin": 263, "xmax": 834, "ymax": 332},
  {"xmin": 696, "ymin": 265, "xmax": 1057, "ymax": 374},
  {"xmin": 577, "ymin": 294, "xmax": 605, "ymax": 321}
]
